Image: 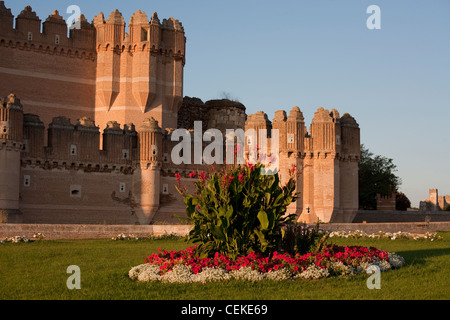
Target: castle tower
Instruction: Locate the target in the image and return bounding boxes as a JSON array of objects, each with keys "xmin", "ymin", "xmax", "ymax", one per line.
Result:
[
  {"xmin": 307, "ymin": 107, "xmax": 341, "ymax": 222},
  {"xmin": 133, "ymin": 117, "xmax": 162, "ymax": 224},
  {"xmin": 244, "ymin": 111, "xmax": 272, "ymax": 163},
  {"xmin": 272, "ymin": 107, "xmax": 306, "ymax": 217},
  {"xmin": 93, "ymin": 9, "xmax": 186, "ymax": 134},
  {"xmin": 129, "ymin": 10, "xmax": 157, "ymax": 113},
  {"xmin": 94, "ymin": 10, "xmax": 125, "ymax": 111},
  {"xmin": 0, "ymin": 94, "xmax": 23, "ymax": 222},
  {"xmin": 339, "ymin": 113, "xmax": 360, "ymax": 221}
]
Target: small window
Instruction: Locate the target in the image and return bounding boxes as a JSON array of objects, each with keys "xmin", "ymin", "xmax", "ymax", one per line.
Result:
[
  {"xmin": 24, "ymin": 175, "xmax": 31, "ymax": 187},
  {"xmin": 141, "ymin": 28, "xmax": 148, "ymax": 41},
  {"xmin": 162, "ymin": 184, "xmax": 169, "ymax": 195},
  {"xmin": 287, "ymin": 134, "xmax": 294, "ymax": 144},
  {"xmin": 151, "ymin": 145, "xmax": 158, "ymax": 157},
  {"xmin": 119, "ymin": 182, "xmax": 126, "ymax": 193},
  {"xmin": 70, "ymin": 185, "xmax": 82, "ymax": 198},
  {"xmin": 247, "ymin": 137, "xmax": 252, "ymax": 146},
  {"xmin": 336, "ymin": 135, "xmax": 341, "ymax": 145},
  {"xmin": 70, "ymin": 144, "xmax": 77, "ymax": 156},
  {"xmin": 22, "ymin": 139, "xmax": 29, "ymax": 152},
  {"xmin": 55, "ymin": 35, "xmax": 60, "ymax": 45},
  {"xmin": 27, "ymin": 32, "xmax": 33, "ymax": 41},
  {"xmin": 122, "ymin": 149, "xmax": 129, "ymax": 160},
  {"xmin": 163, "ymin": 153, "xmax": 169, "ymax": 163},
  {"xmin": 1, "ymin": 121, "xmax": 9, "ymax": 135}
]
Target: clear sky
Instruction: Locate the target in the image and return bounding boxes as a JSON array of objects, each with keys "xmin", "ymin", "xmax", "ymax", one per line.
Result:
[{"xmin": 5, "ymin": 0, "xmax": 450, "ymax": 207}]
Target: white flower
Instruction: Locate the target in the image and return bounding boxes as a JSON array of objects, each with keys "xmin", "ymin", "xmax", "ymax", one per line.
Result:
[
  {"xmin": 129, "ymin": 264, "xmax": 161, "ymax": 282},
  {"xmin": 296, "ymin": 264, "xmax": 329, "ymax": 280},
  {"xmin": 265, "ymin": 268, "xmax": 292, "ymax": 281},
  {"xmin": 192, "ymin": 267, "xmax": 231, "ymax": 284},
  {"xmin": 230, "ymin": 267, "xmax": 265, "ymax": 282}
]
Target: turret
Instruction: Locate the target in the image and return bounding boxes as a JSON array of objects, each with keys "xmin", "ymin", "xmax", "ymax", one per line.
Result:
[
  {"xmin": 94, "ymin": 10, "xmax": 125, "ymax": 109},
  {"xmin": 336, "ymin": 112, "xmax": 360, "ymax": 221},
  {"xmin": 70, "ymin": 14, "xmax": 96, "ymax": 50},
  {"xmin": 245, "ymin": 111, "xmax": 272, "ymax": 159},
  {"xmin": 15, "ymin": 5, "xmax": 40, "ymax": 42},
  {"xmin": 340, "ymin": 113, "xmax": 360, "ymax": 158},
  {"xmin": 310, "ymin": 107, "xmax": 340, "ymax": 157},
  {"xmin": 73, "ymin": 117, "xmax": 100, "ymax": 161},
  {"xmin": 133, "ymin": 117, "xmax": 162, "ymax": 224},
  {"xmin": 22, "ymin": 114, "xmax": 45, "ymax": 158},
  {"xmin": 129, "ymin": 10, "xmax": 157, "ymax": 113},
  {"xmin": 47, "ymin": 116, "xmax": 75, "ymax": 159},
  {"xmin": 42, "ymin": 10, "xmax": 67, "ymax": 46},
  {"xmin": 161, "ymin": 17, "xmax": 185, "ymax": 123},
  {"xmin": 0, "ymin": 94, "xmax": 24, "ymax": 223},
  {"xmin": 272, "ymin": 107, "xmax": 305, "ymax": 217},
  {"xmin": 0, "ymin": 1, "xmax": 14, "ymax": 34}
]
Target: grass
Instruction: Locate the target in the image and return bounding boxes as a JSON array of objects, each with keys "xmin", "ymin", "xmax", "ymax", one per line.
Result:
[{"xmin": 1, "ymin": 233, "xmax": 449, "ymax": 300}]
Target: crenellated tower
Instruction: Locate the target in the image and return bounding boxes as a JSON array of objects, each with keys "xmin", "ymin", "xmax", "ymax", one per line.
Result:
[
  {"xmin": 0, "ymin": 94, "xmax": 23, "ymax": 223},
  {"xmin": 93, "ymin": 9, "xmax": 186, "ymax": 134}
]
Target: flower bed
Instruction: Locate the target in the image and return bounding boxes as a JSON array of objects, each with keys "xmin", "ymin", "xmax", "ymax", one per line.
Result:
[
  {"xmin": 329, "ymin": 230, "xmax": 442, "ymax": 241},
  {"xmin": 129, "ymin": 244, "xmax": 405, "ymax": 283},
  {"xmin": 1, "ymin": 233, "xmax": 44, "ymax": 244}
]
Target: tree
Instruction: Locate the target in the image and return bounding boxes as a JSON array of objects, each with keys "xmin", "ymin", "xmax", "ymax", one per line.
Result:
[
  {"xmin": 395, "ymin": 192, "xmax": 411, "ymax": 211},
  {"xmin": 359, "ymin": 145, "xmax": 401, "ymax": 210}
]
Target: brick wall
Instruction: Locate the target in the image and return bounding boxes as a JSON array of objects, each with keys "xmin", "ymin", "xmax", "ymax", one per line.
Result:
[
  {"xmin": 1, "ymin": 222, "xmax": 449, "ymax": 240},
  {"xmin": 353, "ymin": 210, "xmax": 450, "ymax": 223}
]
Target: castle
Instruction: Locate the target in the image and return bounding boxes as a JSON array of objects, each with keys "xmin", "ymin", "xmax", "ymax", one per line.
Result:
[
  {"xmin": 420, "ymin": 189, "xmax": 450, "ymax": 211},
  {"xmin": 0, "ymin": 2, "xmax": 360, "ymax": 225}
]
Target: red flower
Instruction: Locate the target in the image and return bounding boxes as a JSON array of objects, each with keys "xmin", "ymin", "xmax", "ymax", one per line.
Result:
[
  {"xmin": 199, "ymin": 171, "xmax": 207, "ymax": 181},
  {"xmin": 175, "ymin": 173, "xmax": 182, "ymax": 185},
  {"xmin": 189, "ymin": 171, "xmax": 197, "ymax": 179},
  {"xmin": 238, "ymin": 174, "xmax": 244, "ymax": 183}
]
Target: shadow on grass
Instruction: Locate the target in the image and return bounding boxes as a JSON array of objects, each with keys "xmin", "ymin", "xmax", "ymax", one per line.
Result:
[{"xmin": 397, "ymin": 247, "xmax": 450, "ymax": 266}]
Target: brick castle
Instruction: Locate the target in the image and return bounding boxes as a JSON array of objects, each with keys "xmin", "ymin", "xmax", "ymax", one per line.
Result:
[{"xmin": 0, "ymin": 2, "xmax": 360, "ymax": 225}]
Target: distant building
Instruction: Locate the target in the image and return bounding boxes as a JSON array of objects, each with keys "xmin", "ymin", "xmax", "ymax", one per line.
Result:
[{"xmin": 420, "ymin": 189, "xmax": 450, "ymax": 211}]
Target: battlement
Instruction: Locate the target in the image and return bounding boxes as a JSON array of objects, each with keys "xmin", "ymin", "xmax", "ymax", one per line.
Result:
[
  {"xmin": 0, "ymin": 2, "xmax": 96, "ymax": 54},
  {"xmin": 0, "ymin": 2, "xmax": 186, "ymax": 59},
  {"xmin": 245, "ymin": 107, "xmax": 360, "ymax": 160}
]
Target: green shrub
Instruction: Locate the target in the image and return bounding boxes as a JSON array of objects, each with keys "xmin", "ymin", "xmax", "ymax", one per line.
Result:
[
  {"xmin": 279, "ymin": 221, "xmax": 328, "ymax": 255},
  {"xmin": 177, "ymin": 163, "xmax": 298, "ymax": 258}
]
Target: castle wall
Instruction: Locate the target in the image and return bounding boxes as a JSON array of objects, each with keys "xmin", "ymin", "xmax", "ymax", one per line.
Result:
[
  {"xmin": 19, "ymin": 167, "xmax": 135, "ymax": 224},
  {"xmin": 0, "ymin": 6, "xmax": 96, "ymax": 138},
  {"xmin": 0, "ymin": 2, "xmax": 362, "ymax": 225}
]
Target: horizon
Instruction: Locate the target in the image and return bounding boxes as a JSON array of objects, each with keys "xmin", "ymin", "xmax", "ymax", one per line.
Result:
[{"xmin": 3, "ymin": 0, "xmax": 450, "ymax": 207}]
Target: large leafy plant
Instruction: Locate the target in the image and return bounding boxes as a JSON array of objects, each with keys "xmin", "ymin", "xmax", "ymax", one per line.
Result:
[{"xmin": 176, "ymin": 163, "xmax": 298, "ymax": 259}]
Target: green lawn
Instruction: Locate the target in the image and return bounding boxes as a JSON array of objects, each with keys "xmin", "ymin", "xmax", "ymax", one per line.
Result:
[{"xmin": 1, "ymin": 232, "xmax": 449, "ymax": 300}]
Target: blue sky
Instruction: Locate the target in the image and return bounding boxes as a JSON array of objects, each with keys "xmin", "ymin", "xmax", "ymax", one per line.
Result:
[{"xmin": 5, "ymin": 0, "xmax": 450, "ymax": 207}]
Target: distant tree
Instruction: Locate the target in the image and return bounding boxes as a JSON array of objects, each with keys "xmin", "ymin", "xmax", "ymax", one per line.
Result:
[
  {"xmin": 359, "ymin": 145, "xmax": 401, "ymax": 210},
  {"xmin": 395, "ymin": 192, "xmax": 411, "ymax": 211}
]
